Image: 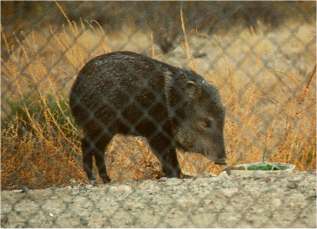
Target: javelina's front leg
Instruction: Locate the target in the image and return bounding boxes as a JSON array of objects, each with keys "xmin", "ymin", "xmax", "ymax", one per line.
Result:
[
  {"xmin": 149, "ymin": 133, "xmax": 181, "ymax": 178},
  {"xmin": 160, "ymin": 147, "xmax": 181, "ymax": 178}
]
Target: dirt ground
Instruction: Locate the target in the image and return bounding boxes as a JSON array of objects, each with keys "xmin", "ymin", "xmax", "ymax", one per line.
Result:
[{"xmin": 1, "ymin": 171, "xmax": 316, "ymax": 228}]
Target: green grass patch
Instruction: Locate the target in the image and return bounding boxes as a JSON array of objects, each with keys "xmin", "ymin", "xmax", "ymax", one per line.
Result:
[{"xmin": 2, "ymin": 92, "xmax": 78, "ymax": 139}]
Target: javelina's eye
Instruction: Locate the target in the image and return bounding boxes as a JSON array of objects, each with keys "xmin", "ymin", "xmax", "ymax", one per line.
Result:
[
  {"xmin": 204, "ymin": 120, "xmax": 212, "ymax": 128},
  {"xmin": 200, "ymin": 119, "xmax": 213, "ymax": 129}
]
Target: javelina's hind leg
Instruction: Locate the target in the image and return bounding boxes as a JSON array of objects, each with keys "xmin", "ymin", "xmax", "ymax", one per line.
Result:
[
  {"xmin": 82, "ymin": 137, "xmax": 96, "ymax": 183},
  {"xmin": 82, "ymin": 134, "xmax": 112, "ymax": 184},
  {"xmin": 94, "ymin": 135, "xmax": 111, "ymax": 183},
  {"xmin": 149, "ymin": 135, "xmax": 181, "ymax": 178}
]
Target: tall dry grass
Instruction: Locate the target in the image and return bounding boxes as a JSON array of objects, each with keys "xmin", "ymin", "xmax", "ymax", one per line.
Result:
[{"xmin": 1, "ymin": 17, "xmax": 315, "ymax": 189}]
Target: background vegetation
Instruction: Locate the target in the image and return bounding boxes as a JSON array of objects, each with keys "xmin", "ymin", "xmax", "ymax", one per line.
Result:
[{"xmin": 1, "ymin": 1, "xmax": 316, "ymax": 189}]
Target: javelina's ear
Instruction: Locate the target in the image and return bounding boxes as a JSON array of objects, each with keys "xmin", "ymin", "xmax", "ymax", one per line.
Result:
[{"xmin": 186, "ymin": 80, "xmax": 201, "ymax": 99}]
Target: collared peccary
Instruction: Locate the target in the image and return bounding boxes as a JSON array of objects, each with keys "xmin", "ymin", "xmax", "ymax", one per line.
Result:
[{"xmin": 70, "ymin": 51, "xmax": 226, "ymax": 183}]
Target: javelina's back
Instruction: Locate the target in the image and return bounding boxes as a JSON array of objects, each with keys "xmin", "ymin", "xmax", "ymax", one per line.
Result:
[{"xmin": 70, "ymin": 51, "xmax": 176, "ymax": 134}]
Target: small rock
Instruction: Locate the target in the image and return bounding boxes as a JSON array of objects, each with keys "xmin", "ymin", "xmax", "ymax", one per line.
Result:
[
  {"xmin": 85, "ymin": 184, "xmax": 94, "ymax": 189},
  {"xmin": 70, "ymin": 179, "xmax": 77, "ymax": 186},
  {"xmin": 222, "ymin": 188, "xmax": 239, "ymax": 197},
  {"xmin": 287, "ymin": 176, "xmax": 302, "ymax": 182},
  {"xmin": 287, "ymin": 182, "xmax": 298, "ymax": 189},
  {"xmin": 21, "ymin": 186, "xmax": 29, "ymax": 193},
  {"xmin": 80, "ymin": 218, "xmax": 89, "ymax": 226},
  {"xmin": 159, "ymin": 177, "xmax": 168, "ymax": 182},
  {"xmin": 109, "ymin": 185, "xmax": 132, "ymax": 193}
]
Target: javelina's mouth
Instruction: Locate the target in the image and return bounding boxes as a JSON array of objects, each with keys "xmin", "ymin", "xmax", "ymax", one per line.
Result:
[{"xmin": 214, "ymin": 158, "xmax": 227, "ymax": 165}]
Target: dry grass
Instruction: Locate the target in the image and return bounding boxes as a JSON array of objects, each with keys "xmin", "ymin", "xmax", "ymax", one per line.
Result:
[{"xmin": 1, "ymin": 18, "xmax": 315, "ymax": 189}]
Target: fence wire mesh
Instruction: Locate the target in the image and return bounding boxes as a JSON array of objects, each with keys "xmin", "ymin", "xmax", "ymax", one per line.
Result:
[{"xmin": 1, "ymin": 1, "xmax": 316, "ymax": 228}]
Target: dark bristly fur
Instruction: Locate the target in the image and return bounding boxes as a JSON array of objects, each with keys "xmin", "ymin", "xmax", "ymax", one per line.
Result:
[{"xmin": 70, "ymin": 51, "xmax": 226, "ymax": 183}]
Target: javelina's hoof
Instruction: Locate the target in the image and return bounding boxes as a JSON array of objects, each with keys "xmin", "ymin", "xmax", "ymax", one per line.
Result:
[
  {"xmin": 180, "ymin": 173, "xmax": 193, "ymax": 179},
  {"xmin": 221, "ymin": 166, "xmax": 233, "ymax": 176},
  {"xmin": 89, "ymin": 179, "xmax": 97, "ymax": 186},
  {"xmin": 101, "ymin": 176, "xmax": 111, "ymax": 184}
]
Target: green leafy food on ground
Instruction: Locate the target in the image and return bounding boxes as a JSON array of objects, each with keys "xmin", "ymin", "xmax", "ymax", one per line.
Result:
[{"xmin": 246, "ymin": 163, "xmax": 289, "ymax": 170}]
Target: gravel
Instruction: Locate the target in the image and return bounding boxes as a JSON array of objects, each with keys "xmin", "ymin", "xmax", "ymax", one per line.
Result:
[{"xmin": 1, "ymin": 171, "xmax": 316, "ymax": 228}]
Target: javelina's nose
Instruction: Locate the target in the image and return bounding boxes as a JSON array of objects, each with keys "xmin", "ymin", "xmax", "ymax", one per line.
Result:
[{"xmin": 214, "ymin": 157, "xmax": 227, "ymax": 165}]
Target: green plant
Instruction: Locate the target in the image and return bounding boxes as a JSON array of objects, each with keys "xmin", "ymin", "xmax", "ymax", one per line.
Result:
[{"xmin": 2, "ymin": 92, "xmax": 78, "ymax": 139}]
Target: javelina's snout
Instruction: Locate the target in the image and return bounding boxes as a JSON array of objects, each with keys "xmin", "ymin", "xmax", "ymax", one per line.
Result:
[
  {"xmin": 215, "ymin": 144, "xmax": 227, "ymax": 165},
  {"xmin": 214, "ymin": 157, "xmax": 227, "ymax": 165},
  {"xmin": 208, "ymin": 145, "xmax": 226, "ymax": 165}
]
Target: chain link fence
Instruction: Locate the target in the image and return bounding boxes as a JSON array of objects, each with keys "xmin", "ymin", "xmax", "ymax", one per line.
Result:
[{"xmin": 1, "ymin": 1, "xmax": 316, "ymax": 227}]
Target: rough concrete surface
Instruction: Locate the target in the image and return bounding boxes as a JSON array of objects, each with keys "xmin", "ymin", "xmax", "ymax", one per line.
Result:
[{"xmin": 1, "ymin": 171, "xmax": 316, "ymax": 228}]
